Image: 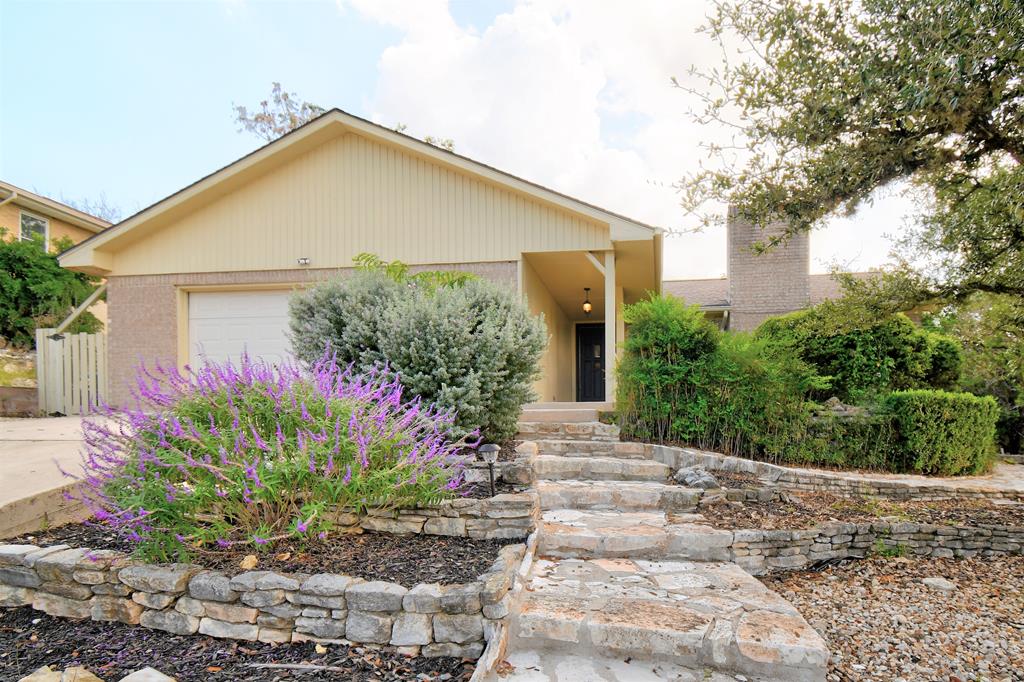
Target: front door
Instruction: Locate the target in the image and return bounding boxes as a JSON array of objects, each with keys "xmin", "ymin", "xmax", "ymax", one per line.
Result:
[{"xmin": 576, "ymin": 323, "xmax": 605, "ymax": 402}]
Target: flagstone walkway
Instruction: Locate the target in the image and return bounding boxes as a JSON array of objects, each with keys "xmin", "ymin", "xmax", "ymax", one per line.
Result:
[{"xmin": 487, "ymin": 418, "xmax": 830, "ymax": 682}]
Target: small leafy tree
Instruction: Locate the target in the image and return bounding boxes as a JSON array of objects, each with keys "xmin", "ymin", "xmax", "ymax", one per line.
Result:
[
  {"xmin": 0, "ymin": 231, "xmax": 101, "ymax": 348},
  {"xmin": 234, "ymin": 82, "xmax": 326, "ymax": 142}
]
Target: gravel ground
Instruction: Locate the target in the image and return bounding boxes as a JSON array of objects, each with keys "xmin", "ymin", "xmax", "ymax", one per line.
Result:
[{"xmin": 762, "ymin": 556, "xmax": 1024, "ymax": 682}]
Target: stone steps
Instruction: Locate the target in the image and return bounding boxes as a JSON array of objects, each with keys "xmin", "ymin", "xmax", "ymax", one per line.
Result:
[
  {"xmin": 531, "ymin": 439, "xmax": 645, "ymax": 459},
  {"xmin": 537, "ymin": 509, "xmax": 734, "ymax": 561},
  {"xmin": 518, "ymin": 407, "xmax": 607, "ymax": 424},
  {"xmin": 509, "ymin": 556, "xmax": 828, "ymax": 682},
  {"xmin": 533, "ymin": 456, "xmax": 670, "ymax": 482},
  {"xmin": 516, "ymin": 421, "xmax": 620, "ymax": 442},
  {"xmin": 487, "ymin": 649, "xmax": 764, "ymax": 681},
  {"xmin": 536, "ymin": 480, "xmax": 702, "ymax": 512}
]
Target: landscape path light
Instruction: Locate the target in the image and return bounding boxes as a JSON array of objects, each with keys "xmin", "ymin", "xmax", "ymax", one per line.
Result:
[{"xmin": 479, "ymin": 443, "xmax": 500, "ymax": 497}]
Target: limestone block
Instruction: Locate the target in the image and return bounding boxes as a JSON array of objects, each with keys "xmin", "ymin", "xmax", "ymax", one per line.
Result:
[
  {"xmin": 345, "ymin": 611, "xmax": 393, "ymax": 643},
  {"xmin": 140, "ymin": 609, "xmax": 200, "ymax": 635},
  {"xmin": 119, "ymin": 564, "xmax": 198, "ymax": 593},
  {"xmin": 433, "ymin": 613, "xmax": 484, "ymax": 643},
  {"xmin": 403, "ymin": 583, "xmax": 442, "ymax": 613},
  {"xmin": 240, "ymin": 589, "xmax": 286, "ymax": 607},
  {"xmin": 188, "ymin": 572, "xmax": 238, "ymax": 602},
  {"xmin": 346, "ymin": 581, "xmax": 407, "ymax": 612},
  {"xmin": 91, "ymin": 596, "xmax": 144, "ymax": 625},
  {"xmin": 295, "ymin": 616, "xmax": 346, "ymax": 638},
  {"xmin": 32, "ymin": 591, "xmax": 92, "ymax": 619},
  {"xmin": 130, "ymin": 591, "xmax": 175, "ymax": 610},
  {"xmin": 300, "ymin": 573, "xmax": 355, "ymax": 597},
  {"xmin": 0, "ymin": 584, "xmax": 34, "ymax": 607},
  {"xmin": 391, "ymin": 612, "xmax": 432, "ymax": 646},
  {"xmin": 202, "ymin": 601, "xmax": 258, "ymax": 623},
  {"xmin": 174, "ymin": 596, "xmax": 206, "ymax": 617},
  {"xmin": 423, "ymin": 641, "xmax": 485, "ymax": 658},
  {"xmin": 0, "ymin": 566, "xmax": 41, "ymax": 588},
  {"xmin": 229, "ymin": 571, "xmax": 300, "ymax": 591},
  {"xmin": 199, "ymin": 617, "xmax": 258, "ymax": 640}
]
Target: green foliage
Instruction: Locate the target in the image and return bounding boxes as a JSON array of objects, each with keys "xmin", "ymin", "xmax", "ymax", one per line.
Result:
[
  {"xmin": 925, "ymin": 293, "xmax": 1024, "ymax": 453},
  {"xmin": 616, "ymin": 295, "xmax": 821, "ymax": 459},
  {"xmin": 681, "ymin": 0, "xmax": 1024, "ymax": 305},
  {"xmin": 883, "ymin": 390, "xmax": 999, "ymax": 475},
  {"xmin": 289, "ymin": 258, "xmax": 546, "ymax": 441},
  {"xmin": 802, "ymin": 413, "xmax": 900, "ymax": 471},
  {"xmin": 0, "ymin": 230, "xmax": 102, "ymax": 348},
  {"xmin": 353, "ymin": 252, "xmax": 478, "ymax": 290},
  {"xmin": 757, "ymin": 306, "xmax": 962, "ymax": 401},
  {"xmin": 81, "ymin": 357, "xmax": 469, "ymax": 562},
  {"xmin": 873, "ymin": 538, "xmax": 908, "ymax": 558},
  {"xmin": 618, "ymin": 294, "xmax": 996, "ymax": 475}
]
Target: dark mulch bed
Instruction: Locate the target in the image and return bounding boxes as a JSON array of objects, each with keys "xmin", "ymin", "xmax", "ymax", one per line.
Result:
[
  {"xmin": 699, "ymin": 490, "xmax": 1024, "ymax": 530},
  {"xmin": 11, "ymin": 525, "xmax": 518, "ymax": 587},
  {"xmin": 0, "ymin": 607, "xmax": 472, "ymax": 682}
]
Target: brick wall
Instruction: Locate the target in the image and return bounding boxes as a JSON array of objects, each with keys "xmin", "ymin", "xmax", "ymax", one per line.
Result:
[
  {"xmin": 727, "ymin": 208, "xmax": 809, "ymax": 331},
  {"xmin": 106, "ymin": 262, "xmax": 517, "ymax": 407}
]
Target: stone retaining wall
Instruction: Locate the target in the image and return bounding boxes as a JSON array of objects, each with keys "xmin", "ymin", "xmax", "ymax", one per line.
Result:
[
  {"xmin": 728, "ymin": 520, "xmax": 1024, "ymax": 575},
  {"xmin": 357, "ymin": 491, "xmax": 538, "ymax": 540},
  {"xmin": 652, "ymin": 444, "xmax": 1024, "ymax": 501},
  {"xmin": 0, "ymin": 541, "xmax": 526, "ymax": 658}
]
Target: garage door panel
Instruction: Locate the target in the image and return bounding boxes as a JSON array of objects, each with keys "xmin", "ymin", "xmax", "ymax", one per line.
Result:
[{"xmin": 188, "ymin": 290, "xmax": 294, "ymax": 368}]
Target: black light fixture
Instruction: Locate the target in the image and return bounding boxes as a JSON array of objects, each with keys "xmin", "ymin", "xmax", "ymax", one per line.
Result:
[
  {"xmin": 582, "ymin": 288, "xmax": 593, "ymax": 317},
  {"xmin": 479, "ymin": 444, "xmax": 500, "ymax": 497}
]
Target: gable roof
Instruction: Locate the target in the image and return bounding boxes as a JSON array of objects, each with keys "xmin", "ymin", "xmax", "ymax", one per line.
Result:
[
  {"xmin": 1, "ymin": 180, "xmax": 111, "ymax": 233},
  {"xmin": 60, "ymin": 108, "xmax": 660, "ymax": 274}
]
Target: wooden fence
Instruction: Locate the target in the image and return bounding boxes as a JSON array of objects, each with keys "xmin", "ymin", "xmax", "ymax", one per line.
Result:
[{"xmin": 35, "ymin": 328, "xmax": 108, "ymax": 415}]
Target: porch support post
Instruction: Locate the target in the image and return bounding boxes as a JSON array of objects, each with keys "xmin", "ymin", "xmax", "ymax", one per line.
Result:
[{"xmin": 604, "ymin": 250, "xmax": 616, "ymax": 401}]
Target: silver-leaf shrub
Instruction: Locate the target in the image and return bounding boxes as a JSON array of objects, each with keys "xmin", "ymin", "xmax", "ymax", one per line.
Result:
[{"xmin": 290, "ymin": 271, "xmax": 547, "ymax": 441}]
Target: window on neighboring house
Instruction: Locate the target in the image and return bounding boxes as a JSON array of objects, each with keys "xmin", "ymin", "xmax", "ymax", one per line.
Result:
[{"xmin": 20, "ymin": 211, "xmax": 49, "ymax": 249}]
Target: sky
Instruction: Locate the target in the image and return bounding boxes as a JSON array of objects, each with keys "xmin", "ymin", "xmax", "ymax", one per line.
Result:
[{"xmin": 0, "ymin": 0, "xmax": 915, "ymax": 280}]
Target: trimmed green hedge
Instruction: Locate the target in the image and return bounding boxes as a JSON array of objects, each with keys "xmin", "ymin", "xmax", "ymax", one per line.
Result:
[
  {"xmin": 616, "ymin": 295, "xmax": 998, "ymax": 476},
  {"xmin": 883, "ymin": 390, "xmax": 999, "ymax": 475}
]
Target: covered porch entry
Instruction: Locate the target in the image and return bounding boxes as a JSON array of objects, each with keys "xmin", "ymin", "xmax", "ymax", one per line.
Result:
[{"xmin": 520, "ymin": 238, "xmax": 661, "ymax": 404}]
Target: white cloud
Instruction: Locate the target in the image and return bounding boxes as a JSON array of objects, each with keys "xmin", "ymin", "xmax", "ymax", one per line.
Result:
[{"xmin": 344, "ymin": 0, "xmax": 902, "ymax": 279}]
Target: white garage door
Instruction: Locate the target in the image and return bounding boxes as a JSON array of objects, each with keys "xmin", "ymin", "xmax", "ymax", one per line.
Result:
[{"xmin": 188, "ymin": 290, "xmax": 294, "ymax": 368}]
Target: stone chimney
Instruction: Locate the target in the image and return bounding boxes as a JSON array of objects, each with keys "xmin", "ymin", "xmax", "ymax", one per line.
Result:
[{"xmin": 727, "ymin": 206, "xmax": 809, "ymax": 331}]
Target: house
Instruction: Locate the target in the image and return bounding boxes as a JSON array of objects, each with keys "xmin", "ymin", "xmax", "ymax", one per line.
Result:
[
  {"xmin": 1, "ymin": 181, "xmax": 110, "ymax": 251},
  {"xmin": 59, "ymin": 109, "xmax": 663, "ymax": 407},
  {"xmin": 1, "ymin": 181, "xmax": 112, "ymax": 326},
  {"xmin": 663, "ymin": 208, "xmax": 876, "ymax": 331}
]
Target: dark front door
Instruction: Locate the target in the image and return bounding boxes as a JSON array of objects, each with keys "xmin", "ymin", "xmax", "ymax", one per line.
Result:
[{"xmin": 576, "ymin": 323, "xmax": 605, "ymax": 402}]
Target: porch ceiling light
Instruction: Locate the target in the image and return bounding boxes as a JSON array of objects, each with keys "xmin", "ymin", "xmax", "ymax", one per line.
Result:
[{"xmin": 582, "ymin": 288, "xmax": 593, "ymax": 316}]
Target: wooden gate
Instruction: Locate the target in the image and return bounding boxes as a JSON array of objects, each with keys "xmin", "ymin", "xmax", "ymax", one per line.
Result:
[{"xmin": 35, "ymin": 328, "xmax": 108, "ymax": 415}]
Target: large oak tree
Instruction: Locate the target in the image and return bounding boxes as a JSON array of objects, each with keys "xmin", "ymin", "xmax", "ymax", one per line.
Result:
[{"xmin": 682, "ymin": 0, "xmax": 1024, "ymax": 304}]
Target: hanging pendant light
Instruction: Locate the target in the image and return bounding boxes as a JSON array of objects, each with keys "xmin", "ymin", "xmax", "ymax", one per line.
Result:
[{"xmin": 582, "ymin": 288, "xmax": 593, "ymax": 316}]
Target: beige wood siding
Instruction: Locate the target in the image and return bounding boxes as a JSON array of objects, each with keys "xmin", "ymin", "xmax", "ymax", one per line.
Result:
[
  {"xmin": 112, "ymin": 132, "xmax": 611, "ymax": 276},
  {"xmin": 522, "ymin": 257, "xmax": 573, "ymax": 402}
]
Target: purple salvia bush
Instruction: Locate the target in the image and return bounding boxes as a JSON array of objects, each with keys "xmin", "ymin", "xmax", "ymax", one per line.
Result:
[{"xmin": 63, "ymin": 351, "xmax": 477, "ymax": 562}]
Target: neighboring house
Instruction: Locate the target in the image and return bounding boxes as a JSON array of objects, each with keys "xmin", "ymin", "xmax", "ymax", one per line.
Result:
[
  {"xmin": 0, "ymin": 180, "xmax": 110, "ymax": 250},
  {"xmin": 59, "ymin": 109, "xmax": 663, "ymax": 407},
  {"xmin": 663, "ymin": 208, "xmax": 877, "ymax": 331},
  {"xmin": 1, "ymin": 180, "xmax": 112, "ymax": 325}
]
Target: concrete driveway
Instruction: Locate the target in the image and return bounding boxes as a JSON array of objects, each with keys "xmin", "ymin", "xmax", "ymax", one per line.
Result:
[{"xmin": 0, "ymin": 416, "xmax": 88, "ymax": 537}]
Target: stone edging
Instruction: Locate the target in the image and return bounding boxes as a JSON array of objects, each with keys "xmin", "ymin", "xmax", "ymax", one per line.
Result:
[
  {"xmin": 651, "ymin": 444, "xmax": 1024, "ymax": 501},
  {"xmin": 729, "ymin": 519, "xmax": 1024, "ymax": 574},
  {"xmin": 0, "ymin": 540, "xmax": 526, "ymax": 658},
  {"xmin": 358, "ymin": 491, "xmax": 538, "ymax": 540}
]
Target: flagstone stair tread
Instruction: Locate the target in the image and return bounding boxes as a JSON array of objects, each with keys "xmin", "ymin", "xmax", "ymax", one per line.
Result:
[
  {"xmin": 533, "ymin": 456, "xmax": 671, "ymax": 481},
  {"xmin": 509, "ymin": 557, "xmax": 828, "ymax": 682}
]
